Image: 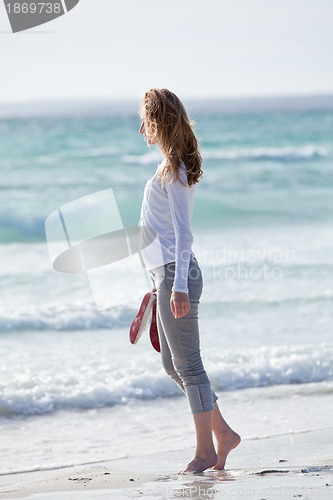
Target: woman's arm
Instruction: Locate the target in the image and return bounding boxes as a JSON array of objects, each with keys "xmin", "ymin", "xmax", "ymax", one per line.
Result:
[{"xmin": 165, "ymin": 173, "xmax": 194, "ymax": 318}]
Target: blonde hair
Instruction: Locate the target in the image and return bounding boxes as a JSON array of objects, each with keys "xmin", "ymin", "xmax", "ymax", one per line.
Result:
[{"xmin": 140, "ymin": 88, "xmax": 202, "ymax": 186}]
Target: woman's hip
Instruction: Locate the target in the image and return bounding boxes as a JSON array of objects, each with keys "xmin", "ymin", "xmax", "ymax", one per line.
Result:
[{"xmin": 149, "ymin": 252, "xmax": 203, "ymax": 301}]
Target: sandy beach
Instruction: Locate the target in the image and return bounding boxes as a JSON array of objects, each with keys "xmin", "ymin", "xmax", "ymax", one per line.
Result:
[{"xmin": 0, "ymin": 427, "xmax": 332, "ymax": 499}]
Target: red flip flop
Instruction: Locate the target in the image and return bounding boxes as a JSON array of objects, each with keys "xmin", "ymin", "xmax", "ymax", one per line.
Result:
[
  {"xmin": 149, "ymin": 297, "xmax": 160, "ymax": 353},
  {"xmin": 129, "ymin": 292, "xmax": 156, "ymax": 345}
]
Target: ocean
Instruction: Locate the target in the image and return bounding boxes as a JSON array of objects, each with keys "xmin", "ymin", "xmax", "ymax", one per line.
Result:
[{"xmin": 0, "ymin": 96, "xmax": 332, "ymax": 475}]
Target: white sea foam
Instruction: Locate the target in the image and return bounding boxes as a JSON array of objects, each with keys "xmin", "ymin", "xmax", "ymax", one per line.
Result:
[
  {"xmin": 0, "ymin": 303, "xmax": 132, "ymax": 331},
  {"xmin": 36, "ymin": 146, "xmax": 119, "ymax": 165},
  {"xmin": 0, "ymin": 342, "xmax": 331, "ymax": 418},
  {"xmin": 201, "ymin": 144, "xmax": 327, "ymax": 161},
  {"xmin": 122, "ymin": 151, "xmax": 163, "ymax": 165},
  {"xmin": 121, "ymin": 145, "xmax": 327, "ymax": 165}
]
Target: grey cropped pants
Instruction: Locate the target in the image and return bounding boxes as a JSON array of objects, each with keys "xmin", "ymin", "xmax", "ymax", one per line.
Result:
[{"xmin": 149, "ymin": 252, "xmax": 218, "ymax": 414}]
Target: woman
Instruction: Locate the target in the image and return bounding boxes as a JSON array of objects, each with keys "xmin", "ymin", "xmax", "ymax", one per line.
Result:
[{"xmin": 138, "ymin": 88, "xmax": 240, "ymax": 474}]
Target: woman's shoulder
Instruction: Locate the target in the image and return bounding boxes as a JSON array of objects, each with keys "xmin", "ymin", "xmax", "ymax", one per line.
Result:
[
  {"xmin": 157, "ymin": 159, "xmax": 193, "ymax": 189},
  {"xmin": 179, "ymin": 160, "xmax": 192, "ymax": 186},
  {"xmin": 179, "ymin": 159, "xmax": 187, "ymax": 172}
]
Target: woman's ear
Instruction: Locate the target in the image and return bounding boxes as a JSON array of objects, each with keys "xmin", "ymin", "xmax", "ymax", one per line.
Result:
[{"xmin": 150, "ymin": 122, "xmax": 157, "ymax": 135}]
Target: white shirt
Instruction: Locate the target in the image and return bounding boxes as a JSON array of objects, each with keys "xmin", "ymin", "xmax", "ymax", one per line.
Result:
[{"xmin": 139, "ymin": 161, "xmax": 195, "ymax": 294}]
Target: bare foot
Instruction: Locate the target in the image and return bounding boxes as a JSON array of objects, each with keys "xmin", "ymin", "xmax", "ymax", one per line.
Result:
[
  {"xmin": 213, "ymin": 430, "xmax": 241, "ymax": 470},
  {"xmin": 178, "ymin": 450, "xmax": 218, "ymax": 474}
]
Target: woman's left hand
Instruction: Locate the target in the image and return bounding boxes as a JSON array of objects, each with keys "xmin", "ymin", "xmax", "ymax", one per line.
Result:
[{"xmin": 170, "ymin": 291, "xmax": 190, "ymax": 318}]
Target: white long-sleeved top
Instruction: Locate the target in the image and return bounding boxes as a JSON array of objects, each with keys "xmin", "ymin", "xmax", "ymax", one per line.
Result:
[{"xmin": 139, "ymin": 160, "xmax": 195, "ymax": 294}]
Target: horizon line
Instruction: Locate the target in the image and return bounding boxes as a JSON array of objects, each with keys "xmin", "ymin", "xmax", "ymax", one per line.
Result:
[
  {"xmin": 1, "ymin": 93, "xmax": 333, "ymax": 118},
  {"xmin": 1, "ymin": 92, "xmax": 333, "ymax": 105}
]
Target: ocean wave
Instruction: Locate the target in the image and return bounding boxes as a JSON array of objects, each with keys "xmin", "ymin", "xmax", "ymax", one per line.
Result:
[
  {"xmin": 1, "ymin": 191, "xmax": 332, "ymax": 247},
  {"xmin": 121, "ymin": 145, "xmax": 327, "ymax": 165},
  {"xmin": 0, "ymin": 213, "xmax": 46, "ymax": 243},
  {"xmin": 36, "ymin": 146, "xmax": 119, "ymax": 164},
  {"xmin": 0, "ymin": 302, "xmax": 134, "ymax": 332},
  {"xmin": 122, "ymin": 151, "xmax": 163, "ymax": 165},
  {"xmin": 120, "ymin": 145, "xmax": 328, "ymax": 169},
  {"xmin": 208, "ymin": 344, "xmax": 333, "ymax": 390},
  {"xmin": 0, "ymin": 344, "xmax": 332, "ymax": 417},
  {"xmin": 201, "ymin": 145, "xmax": 328, "ymax": 162},
  {"xmin": 1, "ymin": 288, "xmax": 332, "ymax": 333}
]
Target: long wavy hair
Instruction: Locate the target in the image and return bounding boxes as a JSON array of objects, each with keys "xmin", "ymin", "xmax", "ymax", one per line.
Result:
[{"xmin": 140, "ymin": 88, "xmax": 202, "ymax": 186}]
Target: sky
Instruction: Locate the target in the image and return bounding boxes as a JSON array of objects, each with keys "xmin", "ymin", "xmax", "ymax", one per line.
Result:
[{"xmin": 1, "ymin": 0, "xmax": 333, "ymax": 103}]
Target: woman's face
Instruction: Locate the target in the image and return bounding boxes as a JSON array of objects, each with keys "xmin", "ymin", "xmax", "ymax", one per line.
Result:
[{"xmin": 139, "ymin": 108, "xmax": 158, "ymax": 146}]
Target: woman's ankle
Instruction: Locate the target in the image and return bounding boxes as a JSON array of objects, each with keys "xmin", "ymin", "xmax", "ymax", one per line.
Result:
[{"xmin": 195, "ymin": 442, "xmax": 216, "ymax": 458}]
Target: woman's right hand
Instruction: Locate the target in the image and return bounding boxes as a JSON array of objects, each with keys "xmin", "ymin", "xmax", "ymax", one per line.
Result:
[{"xmin": 170, "ymin": 291, "xmax": 190, "ymax": 319}]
